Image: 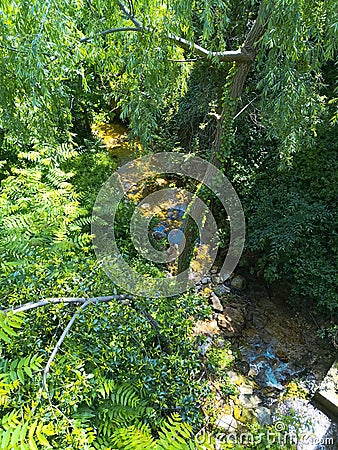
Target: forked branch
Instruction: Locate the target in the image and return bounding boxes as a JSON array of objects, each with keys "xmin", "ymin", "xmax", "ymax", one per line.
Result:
[
  {"xmin": 2, "ymin": 293, "xmax": 170, "ymax": 390},
  {"xmin": 80, "ymin": 0, "xmax": 256, "ymax": 62}
]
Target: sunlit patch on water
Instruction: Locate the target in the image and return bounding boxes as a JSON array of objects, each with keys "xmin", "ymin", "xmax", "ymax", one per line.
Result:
[{"xmin": 92, "ymin": 122, "xmax": 140, "ymax": 164}]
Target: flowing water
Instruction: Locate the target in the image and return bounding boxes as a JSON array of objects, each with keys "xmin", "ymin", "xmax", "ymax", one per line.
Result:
[{"xmin": 238, "ymin": 322, "xmax": 338, "ymax": 449}]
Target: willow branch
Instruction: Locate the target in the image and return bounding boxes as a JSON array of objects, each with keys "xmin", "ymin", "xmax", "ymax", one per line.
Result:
[
  {"xmin": 80, "ymin": 0, "xmax": 260, "ymax": 62},
  {"xmin": 168, "ymin": 38, "xmax": 251, "ymax": 62},
  {"xmin": 0, "ymin": 43, "xmax": 52, "ymax": 57},
  {"xmin": 79, "ymin": 27, "xmax": 142, "ymax": 43}
]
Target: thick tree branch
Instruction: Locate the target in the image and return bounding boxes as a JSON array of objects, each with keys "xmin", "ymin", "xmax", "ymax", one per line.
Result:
[
  {"xmin": 230, "ymin": 0, "xmax": 269, "ymax": 100},
  {"xmin": 120, "ymin": 0, "xmax": 254, "ymax": 61},
  {"xmin": 81, "ymin": 1, "xmax": 265, "ymax": 63},
  {"xmin": 211, "ymin": 0, "xmax": 270, "ymax": 156},
  {"xmin": 168, "ymin": 39, "xmax": 252, "ymax": 62},
  {"xmin": 178, "ymin": 1, "xmax": 270, "ymax": 272}
]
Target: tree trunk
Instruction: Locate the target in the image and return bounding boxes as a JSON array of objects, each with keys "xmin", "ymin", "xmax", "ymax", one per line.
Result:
[{"xmin": 177, "ymin": 1, "xmax": 269, "ymax": 277}]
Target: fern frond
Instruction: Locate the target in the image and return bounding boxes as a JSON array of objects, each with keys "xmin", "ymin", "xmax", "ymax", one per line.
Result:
[
  {"xmin": 110, "ymin": 424, "xmax": 155, "ymax": 450},
  {"xmin": 156, "ymin": 414, "xmax": 194, "ymax": 450},
  {"xmin": 0, "ymin": 416, "xmax": 55, "ymax": 449},
  {"xmin": 97, "ymin": 383, "xmax": 149, "ymax": 431}
]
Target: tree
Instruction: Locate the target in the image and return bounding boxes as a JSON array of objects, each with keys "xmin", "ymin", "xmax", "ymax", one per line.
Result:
[{"xmin": 0, "ymin": 0, "xmax": 336, "ymax": 152}]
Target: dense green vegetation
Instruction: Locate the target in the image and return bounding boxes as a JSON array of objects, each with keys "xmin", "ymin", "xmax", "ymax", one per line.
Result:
[{"xmin": 0, "ymin": 0, "xmax": 337, "ymax": 448}]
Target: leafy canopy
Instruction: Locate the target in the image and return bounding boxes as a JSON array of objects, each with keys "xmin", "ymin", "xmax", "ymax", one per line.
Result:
[{"xmin": 0, "ymin": 0, "xmax": 336, "ymax": 149}]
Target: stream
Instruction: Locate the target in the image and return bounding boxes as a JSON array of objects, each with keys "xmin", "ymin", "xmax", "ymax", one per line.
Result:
[
  {"xmin": 95, "ymin": 122, "xmax": 338, "ymax": 449},
  {"xmin": 231, "ymin": 286, "xmax": 338, "ymax": 449}
]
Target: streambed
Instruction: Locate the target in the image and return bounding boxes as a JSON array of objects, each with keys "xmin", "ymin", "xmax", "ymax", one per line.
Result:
[{"xmin": 226, "ymin": 282, "xmax": 337, "ymax": 449}]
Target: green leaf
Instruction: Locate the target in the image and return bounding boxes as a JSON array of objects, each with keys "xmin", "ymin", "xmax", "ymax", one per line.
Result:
[
  {"xmin": 1, "ymin": 428, "xmax": 11, "ymax": 449},
  {"xmin": 23, "ymin": 366, "xmax": 33, "ymax": 378},
  {"xmin": 10, "ymin": 425, "xmax": 21, "ymax": 447},
  {"xmin": 0, "ymin": 330, "xmax": 11, "ymax": 343},
  {"xmin": 17, "ymin": 368, "xmax": 25, "ymax": 384}
]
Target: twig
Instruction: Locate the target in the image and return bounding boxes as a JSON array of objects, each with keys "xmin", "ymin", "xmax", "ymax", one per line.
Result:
[
  {"xmin": 233, "ymin": 96, "xmax": 258, "ymax": 120},
  {"xmin": 138, "ymin": 308, "xmax": 164, "ymax": 350},
  {"xmin": 308, "ymin": 310, "xmax": 320, "ymax": 330},
  {"xmin": 0, "ymin": 43, "xmax": 52, "ymax": 57},
  {"xmin": 168, "ymin": 57, "xmax": 203, "ymax": 62}
]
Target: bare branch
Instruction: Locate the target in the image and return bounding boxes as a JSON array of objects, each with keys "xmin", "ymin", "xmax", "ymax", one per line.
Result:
[
  {"xmin": 2, "ymin": 294, "xmax": 168, "ymax": 350},
  {"xmin": 233, "ymin": 96, "xmax": 258, "ymax": 120},
  {"xmin": 3, "ymin": 292, "xmax": 171, "ymax": 389},
  {"xmin": 168, "ymin": 57, "xmax": 203, "ymax": 63},
  {"xmin": 43, "ymin": 300, "xmax": 91, "ymax": 390},
  {"xmin": 0, "ymin": 43, "xmax": 52, "ymax": 57},
  {"xmin": 117, "ymin": 0, "xmax": 143, "ymax": 28},
  {"xmin": 167, "ymin": 38, "xmax": 252, "ymax": 62},
  {"xmin": 2, "ymin": 294, "xmax": 133, "ymax": 314}
]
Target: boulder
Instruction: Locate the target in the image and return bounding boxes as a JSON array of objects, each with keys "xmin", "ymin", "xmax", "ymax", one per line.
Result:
[
  {"xmin": 210, "ymin": 293, "xmax": 223, "ymax": 312},
  {"xmin": 198, "ymin": 336, "xmax": 213, "ymax": 356},
  {"xmin": 217, "ymin": 306, "xmax": 246, "ymax": 337},
  {"xmin": 276, "ymin": 348, "xmax": 289, "ymax": 363},
  {"xmin": 234, "ymin": 360, "xmax": 250, "ymax": 375},
  {"xmin": 239, "ymin": 393, "xmax": 261, "ymax": 409},
  {"xmin": 214, "ymin": 284, "xmax": 231, "ymax": 297},
  {"xmin": 211, "ymin": 275, "xmax": 220, "ymax": 284},
  {"xmin": 238, "ymin": 384, "xmax": 253, "ymax": 396},
  {"xmin": 215, "ymin": 415, "xmax": 237, "ymax": 431},
  {"xmin": 233, "ymin": 406, "xmax": 256, "ymax": 424},
  {"xmin": 255, "ymin": 406, "xmax": 272, "ymax": 426},
  {"xmin": 313, "ymin": 360, "xmax": 338, "ymax": 421},
  {"xmin": 231, "ymin": 275, "xmax": 246, "ymax": 290}
]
